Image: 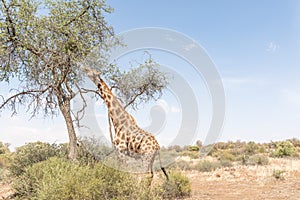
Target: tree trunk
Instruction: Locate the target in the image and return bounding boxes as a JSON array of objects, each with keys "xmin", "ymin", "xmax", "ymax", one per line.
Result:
[{"xmin": 60, "ymin": 99, "xmax": 78, "ymax": 160}]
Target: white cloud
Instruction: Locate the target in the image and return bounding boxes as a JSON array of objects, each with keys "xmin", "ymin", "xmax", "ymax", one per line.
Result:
[{"xmin": 266, "ymin": 41, "xmax": 279, "ymax": 52}]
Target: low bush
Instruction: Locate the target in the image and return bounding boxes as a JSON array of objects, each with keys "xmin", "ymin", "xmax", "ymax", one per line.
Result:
[
  {"xmin": 247, "ymin": 154, "xmax": 269, "ymax": 166},
  {"xmin": 159, "ymin": 170, "xmax": 191, "ymax": 199},
  {"xmin": 188, "ymin": 146, "xmax": 200, "ymax": 151},
  {"xmin": 219, "ymin": 159, "xmax": 233, "ymax": 168},
  {"xmin": 245, "ymin": 141, "xmax": 259, "ymax": 155},
  {"xmin": 272, "ymin": 141, "xmax": 295, "ymax": 158},
  {"xmin": 9, "ymin": 142, "xmax": 63, "ymax": 176},
  {"xmin": 219, "ymin": 150, "xmax": 236, "ymax": 162},
  {"xmin": 13, "ymin": 157, "xmax": 163, "ymax": 200},
  {"xmin": 194, "ymin": 160, "xmax": 220, "ymax": 172}
]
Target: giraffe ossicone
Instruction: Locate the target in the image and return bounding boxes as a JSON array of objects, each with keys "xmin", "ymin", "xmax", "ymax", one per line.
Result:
[{"xmin": 86, "ymin": 68, "xmax": 169, "ymax": 181}]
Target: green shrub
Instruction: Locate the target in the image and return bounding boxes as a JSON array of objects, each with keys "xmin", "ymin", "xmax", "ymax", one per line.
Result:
[
  {"xmin": 188, "ymin": 146, "xmax": 199, "ymax": 151},
  {"xmin": 272, "ymin": 141, "xmax": 295, "ymax": 157},
  {"xmin": 219, "ymin": 150, "xmax": 236, "ymax": 162},
  {"xmin": 245, "ymin": 141, "xmax": 259, "ymax": 155},
  {"xmin": 13, "ymin": 157, "xmax": 161, "ymax": 200},
  {"xmin": 160, "ymin": 170, "xmax": 191, "ymax": 199},
  {"xmin": 10, "ymin": 142, "xmax": 62, "ymax": 176},
  {"xmin": 258, "ymin": 146, "xmax": 266, "ymax": 154},
  {"xmin": 219, "ymin": 159, "xmax": 233, "ymax": 168},
  {"xmin": 194, "ymin": 160, "xmax": 220, "ymax": 172}
]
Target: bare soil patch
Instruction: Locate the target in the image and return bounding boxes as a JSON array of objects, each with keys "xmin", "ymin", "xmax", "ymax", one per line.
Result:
[{"xmin": 185, "ymin": 158, "xmax": 300, "ymax": 200}]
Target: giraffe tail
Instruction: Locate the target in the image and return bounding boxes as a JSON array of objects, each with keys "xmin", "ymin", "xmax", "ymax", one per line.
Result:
[{"xmin": 158, "ymin": 151, "xmax": 169, "ymax": 180}]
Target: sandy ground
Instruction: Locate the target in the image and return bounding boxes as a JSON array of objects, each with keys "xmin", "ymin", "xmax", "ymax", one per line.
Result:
[
  {"xmin": 0, "ymin": 158, "xmax": 299, "ymax": 200},
  {"xmin": 185, "ymin": 158, "xmax": 300, "ymax": 200}
]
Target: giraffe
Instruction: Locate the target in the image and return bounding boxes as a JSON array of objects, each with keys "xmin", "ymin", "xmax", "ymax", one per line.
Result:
[{"xmin": 85, "ymin": 68, "xmax": 169, "ymax": 181}]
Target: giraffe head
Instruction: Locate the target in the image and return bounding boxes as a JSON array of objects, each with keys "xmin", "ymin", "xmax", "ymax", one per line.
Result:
[{"xmin": 83, "ymin": 67, "xmax": 102, "ymax": 85}]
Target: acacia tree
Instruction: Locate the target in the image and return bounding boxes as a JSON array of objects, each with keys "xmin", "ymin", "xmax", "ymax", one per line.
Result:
[{"xmin": 0, "ymin": 0, "xmax": 168, "ymax": 160}]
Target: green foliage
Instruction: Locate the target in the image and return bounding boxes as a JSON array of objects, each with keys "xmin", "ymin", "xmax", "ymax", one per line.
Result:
[
  {"xmin": 188, "ymin": 145, "xmax": 200, "ymax": 152},
  {"xmin": 110, "ymin": 56, "xmax": 169, "ymax": 109},
  {"xmin": 272, "ymin": 141, "xmax": 295, "ymax": 157},
  {"xmin": 9, "ymin": 142, "xmax": 64, "ymax": 176},
  {"xmin": 219, "ymin": 150, "xmax": 236, "ymax": 162},
  {"xmin": 13, "ymin": 157, "xmax": 162, "ymax": 200},
  {"xmin": 257, "ymin": 146, "xmax": 266, "ymax": 153},
  {"xmin": 160, "ymin": 170, "xmax": 191, "ymax": 199}
]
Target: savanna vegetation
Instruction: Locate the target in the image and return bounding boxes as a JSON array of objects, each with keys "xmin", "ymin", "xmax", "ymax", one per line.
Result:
[
  {"xmin": 1, "ymin": 138, "xmax": 299, "ymax": 199},
  {"xmin": 0, "ymin": 141, "xmax": 191, "ymax": 199},
  {"xmin": 169, "ymin": 138, "xmax": 300, "ymax": 172}
]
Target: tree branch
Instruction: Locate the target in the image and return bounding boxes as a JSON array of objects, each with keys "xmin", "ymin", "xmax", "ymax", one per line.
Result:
[
  {"xmin": 123, "ymin": 87, "xmax": 146, "ymax": 110},
  {"xmin": 0, "ymin": 87, "xmax": 50, "ymax": 110}
]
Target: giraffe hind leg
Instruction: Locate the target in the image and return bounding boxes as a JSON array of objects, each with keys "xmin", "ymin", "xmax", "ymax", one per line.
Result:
[{"xmin": 161, "ymin": 167, "xmax": 169, "ymax": 180}]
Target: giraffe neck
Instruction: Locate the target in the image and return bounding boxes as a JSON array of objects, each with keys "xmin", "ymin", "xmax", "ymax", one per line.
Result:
[{"xmin": 97, "ymin": 78, "xmax": 135, "ymax": 136}]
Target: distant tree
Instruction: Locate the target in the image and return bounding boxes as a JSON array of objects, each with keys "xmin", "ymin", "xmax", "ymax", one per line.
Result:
[{"xmin": 0, "ymin": 0, "xmax": 168, "ymax": 160}]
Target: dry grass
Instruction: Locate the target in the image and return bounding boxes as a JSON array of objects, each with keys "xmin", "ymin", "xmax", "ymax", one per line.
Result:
[{"xmin": 184, "ymin": 158, "xmax": 300, "ymax": 200}]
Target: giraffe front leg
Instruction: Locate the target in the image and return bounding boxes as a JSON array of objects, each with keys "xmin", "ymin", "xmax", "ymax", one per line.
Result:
[
  {"xmin": 113, "ymin": 140, "xmax": 128, "ymax": 165},
  {"xmin": 143, "ymin": 153, "xmax": 155, "ymax": 186}
]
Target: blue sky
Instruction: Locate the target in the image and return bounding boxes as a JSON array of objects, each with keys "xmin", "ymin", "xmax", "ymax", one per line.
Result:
[
  {"xmin": 105, "ymin": 0, "xmax": 300, "ymax": 142},
  {"xmin": 1, "ymin": 1, "xmax": 300, "ymax": 149}
]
